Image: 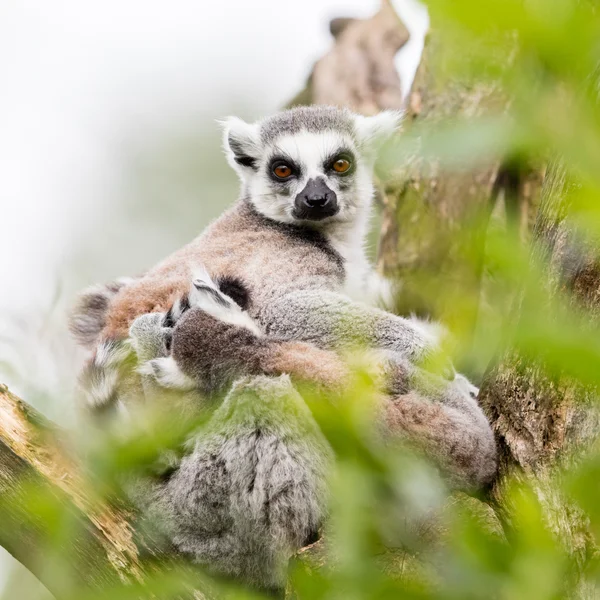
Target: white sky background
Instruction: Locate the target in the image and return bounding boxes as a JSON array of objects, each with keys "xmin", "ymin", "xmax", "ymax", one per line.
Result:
[{"xmin": 0, "ymin": 0, "xmax": 427, "ymax": 595}]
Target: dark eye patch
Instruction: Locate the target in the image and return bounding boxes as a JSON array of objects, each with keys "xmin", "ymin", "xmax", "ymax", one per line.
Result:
[
  {"xmin": 267, "ymin": 152, "xmax": 302, "ymax": 183},
  {"xmin": 235, "ymin": 155, "xmax": 257, "ymax": 169},
  {"xmin": 324, "ymin": 148, "xmax": 356, "ymax": 176}
]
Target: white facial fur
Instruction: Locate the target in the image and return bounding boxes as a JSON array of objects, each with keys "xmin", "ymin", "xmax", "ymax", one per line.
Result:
[
  {"xmin": 254, "ymin": 130, "xmax": 371, "ymax": 226},
  {"xmin": 221, "ymin": 109, "xmax": 403, "ymax": 231}
]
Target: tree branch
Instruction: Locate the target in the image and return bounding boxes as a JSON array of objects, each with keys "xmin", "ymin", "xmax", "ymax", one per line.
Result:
[{"xmin": 0, "ymin": 384, "xmax": 143, "ymax": 596}]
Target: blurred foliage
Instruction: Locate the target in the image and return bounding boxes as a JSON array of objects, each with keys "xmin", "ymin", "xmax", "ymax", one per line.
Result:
[{"xmin": 4, "ymin": 0, "xmax": 600, "ymax": 599}]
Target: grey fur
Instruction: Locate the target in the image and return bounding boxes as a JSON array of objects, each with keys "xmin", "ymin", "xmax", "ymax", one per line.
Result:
[
  {"xmin": 77, "ymin": 339, "xmax": 134, "ymax": 409},
  {"xmin": 133, "ymin": 374, "xmax": 332, "ymax": 591},
  {"xmin": 258, "ymin": 105, "xmax": 356, "ymax": 145},
  {"xmin": 258, "ymin": 288, "xmax": 432, "ymax": 361},
  {"xmin": 378, "ymin": 353, "xmax": 496, "ymax": 489},
  {"xmin": 130, "ymin": 312, "xmax": 170, "ymax": 362}
]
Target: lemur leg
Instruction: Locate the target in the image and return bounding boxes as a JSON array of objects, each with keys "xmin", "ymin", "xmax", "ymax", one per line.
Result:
[
  {"xmin": 385, "ymin": 388, "xmax": 496, "ymax": 490},
  {"xmin": 256, "ymin": 290, "xmax": 449, "ymax": 370},
  {"xmin": 136, "ymin": 374, "xmax": 333, "ymax": 594},
  {"xmin": 380, "ymin": 354, "xmax": 496, "ymax": 490}
]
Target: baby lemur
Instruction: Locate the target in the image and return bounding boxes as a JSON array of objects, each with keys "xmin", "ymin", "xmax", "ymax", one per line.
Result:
[{"xmin": 71, "ymin": 105, "xmax": 496, "ymax": 592}]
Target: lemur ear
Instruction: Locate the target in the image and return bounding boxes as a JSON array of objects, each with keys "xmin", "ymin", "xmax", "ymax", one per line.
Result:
[
  {"xmin": 353, "ymin": 110, "xmax": 404, "ymax": 151},
  {"xmin": 220, "ymin": 116, "xmax": 261, "ymax": 173}
]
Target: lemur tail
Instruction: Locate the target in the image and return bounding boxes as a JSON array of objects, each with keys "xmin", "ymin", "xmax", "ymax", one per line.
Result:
[
  {"xmin": 71, "ymin": 277, "xmax": 137, "ymax": 409},
  {"xmin": 78, "ymin": 338, "xmax": 134, "ymax": 409},
  {"xmin": 70, "ymin": 277, "xmax": 137, "ymax": 349}
]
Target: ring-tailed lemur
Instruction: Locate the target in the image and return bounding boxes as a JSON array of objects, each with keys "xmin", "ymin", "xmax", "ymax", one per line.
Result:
[
  {"xmin": 70, "ymin": 105, "xmax": 496, "ymax": 593},
  {"xmin": 72, "ymin": 106, "xmax": 446, "ymax": 406}
]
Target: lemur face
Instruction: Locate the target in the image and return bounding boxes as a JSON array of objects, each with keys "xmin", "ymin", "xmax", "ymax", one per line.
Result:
[{"xmin": 222, "ymin": 106, "xmax": 402, "ymax": 227}]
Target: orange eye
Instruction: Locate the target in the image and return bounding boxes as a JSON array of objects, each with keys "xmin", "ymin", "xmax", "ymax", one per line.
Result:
[
  {"xmin": 273, "ymin": 164, "xmax": 293, "ymax": 179},
  {"xmin": 333, "ymin": 158, "xmax": 351, "ymax": 173}
]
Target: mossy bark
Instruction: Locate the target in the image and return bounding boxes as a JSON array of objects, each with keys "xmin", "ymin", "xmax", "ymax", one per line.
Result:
[{"xmin": 479, "ymin": 161, "xmax": 600, "ymax": 598}]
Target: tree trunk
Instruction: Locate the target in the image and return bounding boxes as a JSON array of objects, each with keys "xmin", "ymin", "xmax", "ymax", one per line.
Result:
[
  {"xmin": 478, "ymin": 160, "xmax": 600, "ymax": 598},
  {"xmin": 290, "ymin": 2, "xmax": 542, "ymax": 329},
  {"xmin": 287, "ymin": 0, "xmax": 409, "ymax": 113},
  {"xmin": 376, "ymin": 36, "xmax": 536, "ymax": 329}
]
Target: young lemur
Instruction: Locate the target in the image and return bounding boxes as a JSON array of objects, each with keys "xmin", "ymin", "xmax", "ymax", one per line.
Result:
[{"xmin": 71, "ymin": 106, "xmax": 496, "ymax": 592}]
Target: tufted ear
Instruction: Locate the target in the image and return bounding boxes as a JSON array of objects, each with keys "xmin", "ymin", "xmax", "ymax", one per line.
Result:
[
  {"xmin": 220, "ymin": 116, "xmax": 261, "ymax": 176},
  {"xmin": 353, "ymin": 110, "xmax": 404, "ymax": 151}
]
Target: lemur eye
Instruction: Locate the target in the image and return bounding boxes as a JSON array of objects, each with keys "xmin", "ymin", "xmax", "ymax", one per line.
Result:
[
  {"xmin": 333, "ymin": 158, "xmax": 351, "ymax": 173},
  {"xmin": 273, "ymin": 163, "xmax": 293, "ymax": 179}
]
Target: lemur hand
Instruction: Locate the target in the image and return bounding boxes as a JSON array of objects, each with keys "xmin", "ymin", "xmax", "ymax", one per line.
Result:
[{"xmin": 129, "ymin": 312, "xmax": 172, "ymax": 363}]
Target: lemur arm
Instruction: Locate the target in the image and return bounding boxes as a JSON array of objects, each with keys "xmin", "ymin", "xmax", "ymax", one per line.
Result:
[
  {"xmin": 130, "ymin": 275, "xmax": 353, "ymax": 399},
  {"xmin": 134, "ymin": 308, "xmax": 351, "ymax": 398},
  {"xmin": 257, "ymin": 289, "xmax": 445, "ymax": 367}
]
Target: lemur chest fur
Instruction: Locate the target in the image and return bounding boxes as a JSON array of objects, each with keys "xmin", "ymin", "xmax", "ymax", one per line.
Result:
[
  {"xmin": 326, "ymin": 234, "xmax": 372, "ymax": 303},
  {"xmin": 323, "ymin": 209, "xmax": 374, "ymax": 304}
]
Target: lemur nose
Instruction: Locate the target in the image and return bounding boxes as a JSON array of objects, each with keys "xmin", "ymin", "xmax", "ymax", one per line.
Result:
[
  {"xmin": 294, "ymin": 177, "xmax": 339, "ymax": 220},
  {"xmin": 304, "ymin": 195, "xmax": 329, "ymax": 208}
]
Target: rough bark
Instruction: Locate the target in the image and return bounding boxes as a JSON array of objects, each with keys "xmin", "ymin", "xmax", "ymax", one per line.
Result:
[{"xmin": 479, "ymin": 161, "xmax": 600, "ymax": 597}]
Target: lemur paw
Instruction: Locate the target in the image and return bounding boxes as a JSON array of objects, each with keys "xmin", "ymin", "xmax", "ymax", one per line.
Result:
[
  {"xmin": 408, "ymin": 316, "xmax": 455, "ymax": 381},
  {"xmin": 131, "ymin": 310, "xmax": 195, "ymax": 391},
  {"xmin": 138, "ymin": 357, "xmax": 196, "ymax": 391},
  {"xmin": 130, "ymin": 305, "xmax": 193, "ymax": 390},
  {"xmin": 130, "ymin": 313, "xmax": 172, "ymax": 362}
]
